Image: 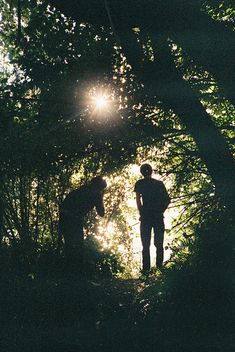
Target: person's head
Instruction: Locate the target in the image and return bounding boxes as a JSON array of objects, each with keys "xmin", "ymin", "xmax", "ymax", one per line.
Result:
[
  {"xmin": 90, "ymin": 176, "xmax": 107, "ymax": 191},
  {"xmin": 140, "ymin": 163, "xmax": 153, "ymax": 177}
]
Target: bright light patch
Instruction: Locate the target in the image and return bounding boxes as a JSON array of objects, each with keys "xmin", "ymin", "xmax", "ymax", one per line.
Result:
[
  {"xmin": 94, "ymin": 95, "xmax": 109, "ymax": 110},
  {"xmin": 84, "ymin": 85, "xmax": 116, "ymax": 118}
]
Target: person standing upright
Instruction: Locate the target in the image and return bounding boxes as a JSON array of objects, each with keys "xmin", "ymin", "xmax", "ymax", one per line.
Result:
[{"xmin": 134, "ymin": 164, "xmax": 170, "ymax": 273}]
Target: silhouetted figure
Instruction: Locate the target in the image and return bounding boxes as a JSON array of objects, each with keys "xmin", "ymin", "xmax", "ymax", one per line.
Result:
[
  {"xmin": 134, "ymin": 164, "xmax": 170, "ymax": 273},
  {"xmin": 59, "ymin": 176, "xmax": 107, "ymax": 271}
]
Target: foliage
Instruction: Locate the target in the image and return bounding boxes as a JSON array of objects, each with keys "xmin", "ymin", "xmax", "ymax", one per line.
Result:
[
  {"xmin": 0, "ymin": 211, "xmax": 234, "ymax": 352},
  {"xmin": 0, "ymin": 0, "xmax": 234, "ymax": 273},
  {"xmin": 0, "ymin": 1, "xmax": 137, "ymax": 251},
  {"xmin": 0, "ymin": 1, "xmax": 234, "ymax": 351},
  {"xmin": 131, "ymin": 210, "xmax": 235, "ymax": 351}
]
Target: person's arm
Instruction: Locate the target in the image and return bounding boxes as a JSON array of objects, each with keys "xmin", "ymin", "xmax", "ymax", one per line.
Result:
[
  {"xmin": 136, "ymin": 192, "xmax": 142, "ymax": 214},
  {"xmin": 160, "ymin": 183, "xmax": 171, "ymax": 212},
  {"xmin": 95, "ymin": 193, "xmax": 105, "ymax": 217},
  {"xmin": 134, "ymin": 181, "xmax": 143, "ymax": 216}
]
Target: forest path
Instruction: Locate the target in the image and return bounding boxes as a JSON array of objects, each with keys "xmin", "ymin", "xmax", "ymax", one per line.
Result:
[
  {"xmin": 87, "ymin": 276, "xmax": 145, "ymax": 322},
  {"xmin": 78, "ymin": 275, "xmax": 157, "ymax": 351},
  {"xmin": 0, "ymin": 271, "xmax": 160, "ymax": 352},
  {"xmin": 1, "ymin": 271, "xmax": 232, "ymax": 352}
]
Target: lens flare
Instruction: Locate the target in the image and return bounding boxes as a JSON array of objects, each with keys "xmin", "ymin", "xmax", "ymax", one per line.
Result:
[
  {"xmin": 84, "ymin": 85, "xmax": 117, "ymax": 120},
  {"xmin": 94, "ymin": 95, "xmax": 109, "ymax": 109}
]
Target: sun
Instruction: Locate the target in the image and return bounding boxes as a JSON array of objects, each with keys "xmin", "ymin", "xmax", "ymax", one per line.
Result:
[
  {"xmin": 84, "ymin": 85, "xmax": 116, "ymax": 117},
  {"xmin": 93, "ymin": 94, "xmax": 109, "ymax": 110}
]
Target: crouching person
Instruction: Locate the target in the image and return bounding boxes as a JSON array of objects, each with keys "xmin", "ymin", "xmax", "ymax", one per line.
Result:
[{"xmin": 59, "ymin": 176, "xmax": 107, "ymax": 272}]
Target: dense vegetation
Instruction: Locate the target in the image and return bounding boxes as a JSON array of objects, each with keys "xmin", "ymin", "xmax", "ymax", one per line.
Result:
[{"xmin": 0, "ymin": 1, "xmax": 234, "ymax": 351}]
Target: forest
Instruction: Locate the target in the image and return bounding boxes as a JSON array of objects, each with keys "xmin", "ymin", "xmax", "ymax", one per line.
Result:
[{"xmin": 0, "ymin": 0, "xmax": 234, "ymax": 351}]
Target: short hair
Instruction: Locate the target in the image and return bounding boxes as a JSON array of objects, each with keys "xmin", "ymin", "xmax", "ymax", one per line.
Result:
[
  {"xmin": 91, "ymin": 176, "xmax": 107, "ymax": 190},
  {"xmin": 140, "ymin": 163, "xmax": 153, "ymax": 177}
]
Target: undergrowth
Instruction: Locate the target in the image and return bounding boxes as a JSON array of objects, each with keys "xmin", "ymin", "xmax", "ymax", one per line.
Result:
[{"xmin": 0, "ymin": 210, "xmax": 234, "ymax": 352}]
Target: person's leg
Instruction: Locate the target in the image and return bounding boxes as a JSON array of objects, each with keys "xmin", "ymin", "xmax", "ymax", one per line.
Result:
[
  {"xmin": 153, "ymin": 217, "xmax": 165, "ymax": 268},
  {"xmin": 63, "ymin": 216, "xmax": 84, "ymax": 272},
  {"xmin": 140, "ymin": 220, "xmax": 152, "ymax": 272},
  {"xmin": 74, "ymin": 221, "xmax": 84, "ymax": 269}
]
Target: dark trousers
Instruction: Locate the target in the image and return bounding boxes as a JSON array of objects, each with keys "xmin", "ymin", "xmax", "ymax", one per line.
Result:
[
  {"xmin": 140, "ymin": 216, "xmax": 165, "ymax": 271},
  {"xmin": 60, "ymin": 213, "xmax": 84, "ymax": 271}
]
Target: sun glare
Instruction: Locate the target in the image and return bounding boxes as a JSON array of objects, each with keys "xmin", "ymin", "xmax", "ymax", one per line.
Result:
[
  {"xmin": 85, "ymin": 85, "xmax": 115, "ymax": 117},
  {"xmin": 94, "ymin": 95, "xmax": 109, "ymax": 110}
]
